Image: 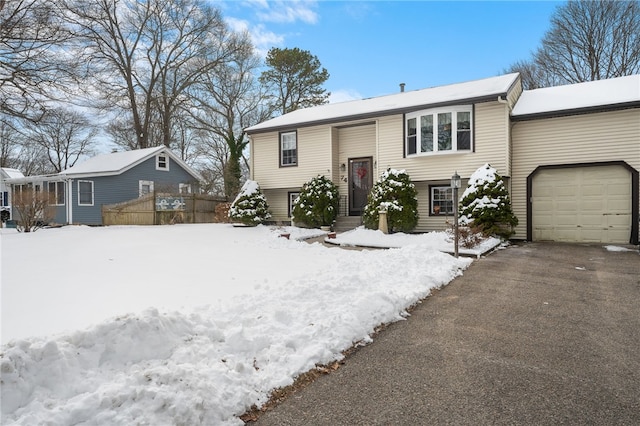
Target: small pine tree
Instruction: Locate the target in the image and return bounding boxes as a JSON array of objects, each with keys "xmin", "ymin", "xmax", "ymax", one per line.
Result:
[
  {"xmin": 459, "ymin": 164, "xmax": 518, "ymax": 239},
  {"xmin": 228, "ymin": 180, "xmax": 271, "ymax": 226},
  {"xmin": 363, "ymin": 169, "xmax": 419, "ymax": 233},
  {"xmin": 291, "ymin": 175, "xmax": 339, "ymax": 227}
]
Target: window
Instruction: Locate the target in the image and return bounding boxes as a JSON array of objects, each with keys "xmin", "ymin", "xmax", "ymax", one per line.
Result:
[
  {"xmin": 406, "ymin": 106, "xmax": 472, "ymax": 155},
  {"xmin": 1, "ymin": 191, "xmax": 8, "ymax": 207},
  {"xmin": 78, "ymin": 180, "xmax": 94, "ymax": 206},
  {"xmin": 139, "ymin": 180, "xmax": 154, "ymax": 197},
  {"xmin": 179, "ymin": 183, "xmax": 192, "ymax": 194},
  {"xmin": 48, "ymin": 181, "xmax": 65, "ymax": 205},
  {"xmin": 280, "ymin": 131, "xmax": 297, "ymax": 166},
  {"xmin": 288, "ymin": 191, "xmax": 300, "ymax": 218},
  {"xmin": 156, "ymin": 153, "xmax": 169, "ymax": 170},
  {"xmin": 431, "ymin": 186, "xmax": 454, "ymax": 215}
]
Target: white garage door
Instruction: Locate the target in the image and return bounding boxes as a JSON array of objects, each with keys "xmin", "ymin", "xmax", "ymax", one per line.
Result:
[{"xmin": 532, "ymin": 165, "xmax": 632, "ymax": 243}]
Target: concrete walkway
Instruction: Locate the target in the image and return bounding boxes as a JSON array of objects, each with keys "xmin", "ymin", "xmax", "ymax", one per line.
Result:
[{"xmin": 254, "ymin": 242, "xmax": 640, "ymax": 425}]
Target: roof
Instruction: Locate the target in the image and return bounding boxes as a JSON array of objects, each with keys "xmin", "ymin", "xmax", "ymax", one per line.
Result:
[
  {"xmin": 1, "ymin": 168, "xmax": 25, "ymax": 179},
  {"xmin": 5, "ymin": 147, "xmax": 202, "ymax": 183},
  {"xmin": 511, "ymin": 74, "xmax": 640, "ymax": 119},
  {"xmin": 246, "ymin": 73, "xmax": 520, "ymax": 134}
]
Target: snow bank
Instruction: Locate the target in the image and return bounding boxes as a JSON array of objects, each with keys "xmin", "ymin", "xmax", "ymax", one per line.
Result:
[{"xmin": 1, "ymin": 224, "xmax": 471, "ymax": 425}]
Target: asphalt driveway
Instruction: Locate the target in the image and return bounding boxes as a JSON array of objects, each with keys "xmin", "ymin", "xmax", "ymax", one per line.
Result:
[{"xmin": 254, "ymin": 242, "xmax": 640, "ymax": 425}]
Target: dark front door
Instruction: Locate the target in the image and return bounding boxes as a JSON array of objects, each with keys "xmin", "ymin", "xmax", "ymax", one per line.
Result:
[{"xmin": 349, "ymin": 157, "xmax": 373, "ymax": 215}]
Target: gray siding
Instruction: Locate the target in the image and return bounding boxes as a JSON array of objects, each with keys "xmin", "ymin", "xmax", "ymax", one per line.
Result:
[{"xmin": 71, "ymin": 156, "xmax": 198, "ymax": 225}]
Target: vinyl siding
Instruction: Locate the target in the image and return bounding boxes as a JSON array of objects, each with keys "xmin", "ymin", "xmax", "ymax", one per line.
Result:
[
  {"xmin": 263, "ymin": 188, "xmax": 300, "ymax": 223},
  {"xmin": 71, "ymin": 156, "xmax": 197, "ymax": 225},
  {"xmin": 414, "ymin": 180, "xmax": 467, "ymax": 233},
  {"xmin": 378, "ymin": 101, "xmax": 511, "ymax": 181},
  {"xmin": 511, "ymin": 108, "xmax": 640, "ymax": 240},
  {"xmin": 252, "ymin": 126, "xmax": 333, "ymax": 189}
]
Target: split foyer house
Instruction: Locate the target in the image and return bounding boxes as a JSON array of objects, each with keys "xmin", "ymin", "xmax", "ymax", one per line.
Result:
[
  {"xmin": 246, "ymin": 73, "xmax": 639, "ymax": 245},
  {"xmin": 6, "ymin": 146, "xmax": 201, "ymax": 226}
]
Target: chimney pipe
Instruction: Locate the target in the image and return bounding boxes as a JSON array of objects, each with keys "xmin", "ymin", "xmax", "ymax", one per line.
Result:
[{"xmin": 400, "ymin": 83, "xmax": 405, "ymax": 92}]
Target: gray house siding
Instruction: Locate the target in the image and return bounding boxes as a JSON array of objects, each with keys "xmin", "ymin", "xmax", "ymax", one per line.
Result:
[{"xmin": 70, "ymin": 156, "xmax": 197, "ymax": 225}]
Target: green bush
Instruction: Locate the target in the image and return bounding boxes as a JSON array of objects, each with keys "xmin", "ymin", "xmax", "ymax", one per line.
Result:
[
  {"xmin": 363, "ymin": 169, "xmax": 418, "ymax": 233},
  {"xmin": 459, "ymin": 164, "xmax": 518, "ymax": 239},
  {"xmin": 228, "ymin": 180, "xmax": 271, "ymax": 226},
  {"xmin": 291, "ymin": 175, "xmax": 339, "ymax": 227}
]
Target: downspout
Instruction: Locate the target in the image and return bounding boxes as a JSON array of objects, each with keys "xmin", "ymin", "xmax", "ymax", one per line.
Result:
[{"xmin": 497, "ymin": 95, "xmax": 511, "ymax": 178}]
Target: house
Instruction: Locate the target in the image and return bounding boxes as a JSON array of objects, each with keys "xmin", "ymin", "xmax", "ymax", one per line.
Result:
[
  {"xmin": 246, "ymin": 73, "xmax": 640, "ymax": 245},
  {"xmin": 1, "ymin": 167, "xmax": 25, "ymax": 222},
  {"xmin": 6, "ymin": 146, "xmax": 202, "ymax": 226}
]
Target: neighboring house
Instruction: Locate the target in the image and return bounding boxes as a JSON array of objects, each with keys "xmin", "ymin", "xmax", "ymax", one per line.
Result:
[
  {"xmin": 1, "ymin": 167, "xmax": 25, "ymax": 222},
  {"xmin": 6, "ymin": 146, "xmax": 201, "ymax": 226},
  {"xmin": 246, "ymin": 73, "xmax": 640, "ymax": 245}
]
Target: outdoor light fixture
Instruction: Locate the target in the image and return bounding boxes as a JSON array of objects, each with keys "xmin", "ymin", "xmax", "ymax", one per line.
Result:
[
  {"xmin": 340, "ymin": 163, "xmax": 346, "ymax": 172},
  {"xmin": 451, "ymin": 171, "xmax": 461, "ymax": 258}
]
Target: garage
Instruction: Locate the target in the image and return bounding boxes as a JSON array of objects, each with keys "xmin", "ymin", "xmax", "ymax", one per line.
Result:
[{"xmin": 531, "ymin": 164, "xmax": 632, "ymax": 243}]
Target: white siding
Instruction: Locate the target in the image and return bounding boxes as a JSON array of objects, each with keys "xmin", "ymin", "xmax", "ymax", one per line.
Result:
[{"xmin": 511, "ymin": 108, "xmax": 640, "ymax": 240}]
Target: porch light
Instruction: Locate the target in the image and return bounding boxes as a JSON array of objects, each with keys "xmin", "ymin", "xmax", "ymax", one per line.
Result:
[
  {"xmin": 451, "ymin": 171, "xmax": 461, "ymax": 258},
  {"xmin": 340, "ymin": 163, "xmax": 346, "ymax": 172}
]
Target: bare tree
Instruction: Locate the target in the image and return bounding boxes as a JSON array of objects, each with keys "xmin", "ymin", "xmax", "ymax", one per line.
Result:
[
  {"xmin": 191, "ymin": 49, "xmax": 271, "ymax": 197},
  {"xmin": 0, "ymin": 0, "xmax": 75, "ymax": 121},
  {"xmin": 65, "ymin": 0, "xmax": 251, "ymax": 150},
  {"xmin": 11, "ymin": 186, "xmax": 54, "ymax": 232},
  {"xmin": 508, "ymin": 0, "xmax": 640, "ymax": 88},
  {"xmin": 22, "ymin": 107, "xmax": 97, "ymax": 172}
]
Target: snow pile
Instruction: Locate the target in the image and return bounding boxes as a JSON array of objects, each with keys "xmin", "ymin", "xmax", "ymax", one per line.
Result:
[
  {"xmin": 329, "ymin": 227, "xmax": 501, "ymax": 256},
  {"xmin": 1, "ymin": 224, "xmax": 471, "ymax": 425}
]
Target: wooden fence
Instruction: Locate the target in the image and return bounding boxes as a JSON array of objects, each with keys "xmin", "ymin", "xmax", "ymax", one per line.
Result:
[{"xmin": 102, "ymin": 193, "xmax": 227, "ymax": 226}]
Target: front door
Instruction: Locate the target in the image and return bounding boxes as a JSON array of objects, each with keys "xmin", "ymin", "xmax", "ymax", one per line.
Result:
[{"xmin": 349, "ymin": 157, "xmax": 373, "ymax": 216}]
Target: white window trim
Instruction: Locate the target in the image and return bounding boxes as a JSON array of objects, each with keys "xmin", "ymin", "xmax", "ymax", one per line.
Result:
[
  {"xmin": 156, "ymin": 153, "xmax": 169, "ymax": 171},
  {"xmin": 288, "ymin": 191, "xmax": 300, "ymax": 218},
  {"xmin": 48, "ymin": 181, "xmax": 65, "ymax": 206},
  {"xmin": 78, "ymin": 180, "xmax": 94, "ymax": 206},
  {"xmin": 280, "ymin": 131, "xmax": 297, "ymax": 167},
  {"xmin": 179, "ymin": 183, "xmax": 192, "ymax": 194},
  {"xmin": 139, "ymin": 180, "xmax": 154, "ymax": 197},
  {"xmin": 406, "ymin": 105, "xmax": 473, "ymax": 156},
  {"xmin": 430, "ymin": 185, "xmax": 454, "ymax": 215}
]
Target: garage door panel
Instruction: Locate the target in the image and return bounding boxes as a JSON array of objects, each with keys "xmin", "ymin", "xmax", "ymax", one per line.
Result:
[{"xmin": 532, "ymin": 165, "xmax": 632, "ymax": 243}]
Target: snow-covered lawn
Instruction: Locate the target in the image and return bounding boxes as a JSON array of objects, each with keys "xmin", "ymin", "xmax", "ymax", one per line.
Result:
[{"xmin": 1, "ymin": 224, "xmax": 473, "ymax": 425}]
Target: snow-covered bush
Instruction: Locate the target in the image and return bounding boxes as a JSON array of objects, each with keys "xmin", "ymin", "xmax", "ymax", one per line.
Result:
[
  {"xmin": 459, "ymin": 164, "xmax": 518, "ymax": 239},
  {"xmin": 363, "ymin": 169, "xmax": 418, "ymax": 233},
  {"xmin": 291, "ymin": 175, "xmax": 339, "ymax": 227},
  {"xmin": 228, "ymin": 180, "xmax": 271, "ymax": 226}
]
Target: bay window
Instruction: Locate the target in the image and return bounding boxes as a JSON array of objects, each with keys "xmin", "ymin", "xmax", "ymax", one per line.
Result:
[{"xmin": 406, "ymin": 106, "xmax": 472, "ymax": 155}]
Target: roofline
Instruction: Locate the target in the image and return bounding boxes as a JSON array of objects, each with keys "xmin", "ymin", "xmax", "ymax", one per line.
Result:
[
  {"xmin": 5, "ymin": 147, "xmax": 203, "ymax": 183},
  {"xmin": 511, "ymin": 101, "xmax": 640, "ymax": 121},
  {"xmin": 246, "ymin": 93, "xmax": 507, "ymax": 135}
]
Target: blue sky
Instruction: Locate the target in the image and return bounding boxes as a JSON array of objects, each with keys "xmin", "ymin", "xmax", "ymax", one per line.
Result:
[{"xmin": 214, "ymin": 1, "xmax": 564, "ymax": 103}]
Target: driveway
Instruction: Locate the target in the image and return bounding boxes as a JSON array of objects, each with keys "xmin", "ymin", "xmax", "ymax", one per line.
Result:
[{"xmin": 254, "ymin": 242, "xmax": 640, "ymax": 425}]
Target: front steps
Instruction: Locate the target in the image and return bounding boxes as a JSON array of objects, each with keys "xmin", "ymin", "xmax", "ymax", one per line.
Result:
[{"xmin": 334, "ymin": 216, "xmax": 362, "ymax": 232}]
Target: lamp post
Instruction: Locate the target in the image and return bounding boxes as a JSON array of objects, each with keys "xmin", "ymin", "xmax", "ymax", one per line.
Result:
[{"xmin": 451, "ymin": 171, "xmax": 461, "ymax": 258}]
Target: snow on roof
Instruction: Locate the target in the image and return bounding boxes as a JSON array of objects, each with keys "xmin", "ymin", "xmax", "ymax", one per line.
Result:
[
  {"xmin": 1, "ymin": 168, "xmax": 25, "ymax": 179},
  {"xmin": 511, "ymin": 74, "xmax": 640, "ymax": 117},
  {"xmin": 61, "ymin": 146, "xmax": 166, "ymax": 176},
  {"xmin": 247, "ymin": 73, "xmax": 520, "ymax": 133}
]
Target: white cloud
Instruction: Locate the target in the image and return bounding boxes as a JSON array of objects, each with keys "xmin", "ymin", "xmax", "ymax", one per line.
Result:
[
  {"xmin": 256, "ymin": 0, "xmax": 319, "ymax": 24},
  {"xmin": 329, "ymin": 89, "xmax": 363, "ymax": 104},
  {"xmin": 225, "ymin": 17, "xmax": 284, "ymax": 57}
]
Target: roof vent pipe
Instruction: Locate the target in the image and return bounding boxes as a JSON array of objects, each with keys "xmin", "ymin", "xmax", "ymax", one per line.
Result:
[{"xmin": 400, "ymin": 83, "xmax": 405, "ymax": 92}]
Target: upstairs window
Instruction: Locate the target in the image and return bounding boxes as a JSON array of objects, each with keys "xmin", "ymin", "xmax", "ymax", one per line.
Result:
[
  {"xmin": 48, "ymin": 181, "xmax": 65, "ymax": 205},
  {"xmin": 156, "ymin": 153, "xmax": 169, "ymax": 171},
  {"xmin": 406, "ymin": 106, "xmax": 472, "ymax": 155},
  {"xmin": 280, "ymin": 131, "xmax": 297, "ymax": 167}
]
